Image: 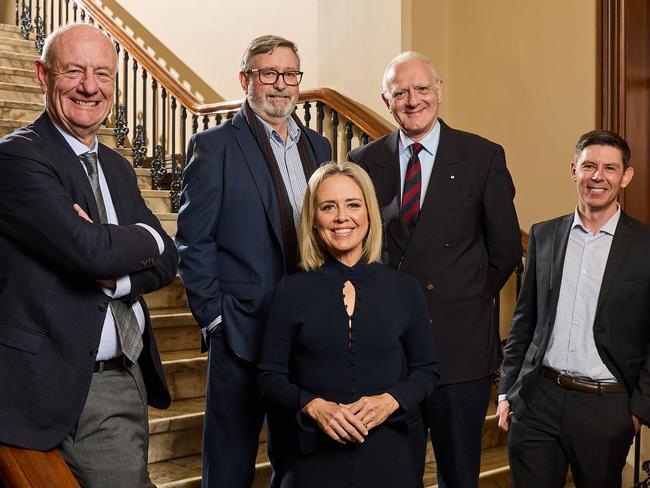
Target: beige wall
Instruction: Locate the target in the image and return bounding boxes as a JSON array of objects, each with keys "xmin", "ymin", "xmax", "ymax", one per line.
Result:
[{"xmin": 406, "ymin": 0, "xmax": 597, "ymax": 231}]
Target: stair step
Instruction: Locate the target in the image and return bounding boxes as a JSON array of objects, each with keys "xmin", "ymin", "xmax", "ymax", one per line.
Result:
[
  {"xmin": 0, "ymin": 49, "xmax": 35, "ymax": 70},
  {"xmin": 156, "ymin": 212, "xmax": 178, "ymax": 238},
  {"xmin": 0, "ymin": 36, "xmax": 38, "ymax": 55},
  {"xmin": 0, "ymin": 80, "xmax": 43, "ymax": 103},
  {"xmin": 149, "ymin": 397, "xmax": 205, "ymax": 464},
  {"xmin": 136, "ymin": 167, "xmax": 152, "ymax": 189},
  {"xmin": 424, "ymin": 444, "xmax": 510, "ymax": 488},
  {"xmin": 0, "ymin": 65, "xmax": 37, "ymax": 85},
  {"xmin": 144, "ymin": 275, "xmax": 187, "ymax": 310},
  {"xmin": 0, "ymin": 24, "xmax": 23, "ymax": 35},
  {"xmin": 0, "ymin": 99, "xmax": 42, "ymax": 122},
  {"xmin": 142, "ymin": 189, "xmax": 171, "ymax": 213},
  {"xmin": 160, "ymin": 349, "xmax": 207, "ymax": 401}
]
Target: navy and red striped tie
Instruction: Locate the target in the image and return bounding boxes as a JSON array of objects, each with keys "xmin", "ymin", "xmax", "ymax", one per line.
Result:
[{"xmin": 401, "ymin": 142, "xmax": 423, "ymax": 234}]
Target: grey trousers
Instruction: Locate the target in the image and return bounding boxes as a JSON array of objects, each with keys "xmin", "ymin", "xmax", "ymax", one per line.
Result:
[{"xmin": 59, "ymin": 361, "xmax": 155, "ymax": 488}]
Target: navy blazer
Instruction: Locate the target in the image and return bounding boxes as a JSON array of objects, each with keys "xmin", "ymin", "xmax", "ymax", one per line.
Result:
[
  {"xmin": 349, "ymin": 120, "xmax": 521, "ymax": 384},
  {"xmin": 500, "ymin": 212, "xmax": 650, "ymax": 424},
  {"xmin": 176, "ymin": 110, "xmax": 331, "ymax": 363},
  {"xmin": 0, "ymin": 112, "xmax": 176, "ymax": 450}
]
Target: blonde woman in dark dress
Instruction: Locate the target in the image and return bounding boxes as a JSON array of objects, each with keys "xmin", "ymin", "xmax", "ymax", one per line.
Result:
[{"xmin": 259, "ymin": 161, "xmax": 438, "ymax": 488}]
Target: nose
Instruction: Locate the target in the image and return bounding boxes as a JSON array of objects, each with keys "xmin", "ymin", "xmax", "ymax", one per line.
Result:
[
  {"xmin": 79, "ymin": 70, "xmax": 99, "ymax": 94},
  {"xmin": 334, "ymin": 206, "xmax": 348, "ymax": 222},
  {"xmin": 273, "ymin": 73, "xmax": 287, "ymax": 90},
  {"xmin": 591, "ymin": 168, "xmax": 603, "ymax": 180}
]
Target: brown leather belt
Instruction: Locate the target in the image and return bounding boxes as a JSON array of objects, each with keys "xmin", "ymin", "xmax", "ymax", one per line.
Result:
[{"xmin": 542, "ymin": 367, "xmax": 626, "ymax": 395}]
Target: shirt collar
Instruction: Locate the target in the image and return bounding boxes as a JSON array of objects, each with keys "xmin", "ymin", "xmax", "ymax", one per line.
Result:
[
  {"xmin": 51, "ymin": 117, "xmax": 98, "ymax": 156},
  {"xmin": 256, "ymin": 114, "xmax": 301, "ymax": 143},
  {"xmin": 399, "ymin": 119, "xmax": 440, "ymax": 157},
  {"xmin": 572, "ymin": 204, "xmax": 621, "ymax": 236}
]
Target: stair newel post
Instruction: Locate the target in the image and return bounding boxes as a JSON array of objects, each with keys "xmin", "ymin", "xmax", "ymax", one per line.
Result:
[
  {"xmin": 344, "ymin": 120, "xmax": 353, "ymax": 156},
  {"xmin": 316, "ymin": 101, "xmax": 324, "ymax": 136},
  {"xmin": 303, "ymin": 101, "xmax": 311, "ymax": 128},
  {"xmin": 330, "ymin": 110, "xmax": 339, "ymax": 161}
]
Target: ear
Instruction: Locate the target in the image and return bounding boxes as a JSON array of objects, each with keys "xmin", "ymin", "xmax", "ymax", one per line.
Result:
[
  {"xmin": 570, "ymin": 161, "xmax": 577, "ymax": 181},
  {"xmin": 436, "ymin": 79, "xmax": 444, "ymax": 104},
  {"xmin": 621, "ymin": 166, "xmax": 635, "ymax": 188},
  {"xmin": 239, "ymin": 71, "xmax": 249, "ymax": 93},
  {"xmin": 34, "ymin": 60, "xmax": 48, "ymax": 95}
]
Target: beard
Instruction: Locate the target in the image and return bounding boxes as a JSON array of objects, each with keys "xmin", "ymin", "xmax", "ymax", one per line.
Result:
[{"xmin": 247, "ymin": 83, "xmax": 297, "ymax": 121}]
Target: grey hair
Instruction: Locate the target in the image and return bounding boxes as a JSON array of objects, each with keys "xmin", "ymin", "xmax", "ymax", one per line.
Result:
[
  {"xmin": 382, "ymin": 51, "xmax": 439, "ymax": 96},
  {"xmin": 240, "ymin": 34, "xmax": 300, "ymax": 72}
]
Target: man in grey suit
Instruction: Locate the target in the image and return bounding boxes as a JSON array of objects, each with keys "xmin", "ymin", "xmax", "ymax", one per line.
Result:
[{"xmin": 497, "ymin": 130, "xmax": 647, "ymax": 488}]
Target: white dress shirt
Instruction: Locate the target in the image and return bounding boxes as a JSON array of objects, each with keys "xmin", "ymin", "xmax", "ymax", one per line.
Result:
[{"xmin": 398, "ymin": 120, "xmax": 441, "ymax": 207}]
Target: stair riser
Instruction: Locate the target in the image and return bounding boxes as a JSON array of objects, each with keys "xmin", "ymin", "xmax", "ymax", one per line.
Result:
[
  {"xmin": 0, "ymin": 41, "xmax": 36, "ymax": 55},
  {"xmin": 0, "ymin": 71, "xmax": 36, "ymax": 85},
  {"xmin": 145, "ymin": 195, "xmax": 172, "ymax": 213},
  {"xmin": 154, "ymin": 325, "xmax": 201, "ymax": 353},
  {"xmin": 145, "ymin": 278, "xmax": 187, "ymax": 310},
  {"xmin": 160, "ymin": 218, "xmax": 177, "ymax": 237},
  {"xmin": 0, "ymin": 105, "xmax": 41, "ymax": 122},
  {"xmin": 0, "ymin": 55, "xmax": 34, "ymax": 70},
  {"xmin": 0, "ymin": 87, "xmax": 42, "ymax": 103},
  {"xmin": 137, "ymin": 173, "xmax": 153, "ymax": 190},
  {"xmin": 149, "ymin": 427, "xmax": 202, "ymax": 464},
  {"xmin": 164, "ymin": 358, "xmax": 207, "ymax": 401},
  {"xmin": 482, "ymin": 416, "xmax": 508, "ymax": 449}
]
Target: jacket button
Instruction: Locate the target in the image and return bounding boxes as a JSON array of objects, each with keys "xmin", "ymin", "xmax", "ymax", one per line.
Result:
[
  {"xmin": 428, "ymin": 319, "xmax": 433, "ymax": 325},
  {"xmin": 443, "ymin": 243, "xmax": 451, "ymax": 248},
  {"xmin": 99, "ymin": 302, "xmax": 109, "ymax": 312},
  {"xmin": 425, "ymin": 283, "xmax": 434, "ymax": 291},
  {"xmin": 89, "ymin": 349, "xmax": 98, "ymax": 357}
]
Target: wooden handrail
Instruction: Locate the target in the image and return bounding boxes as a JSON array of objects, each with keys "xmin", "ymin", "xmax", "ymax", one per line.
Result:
[
  {"xmin": 0, "ymin": 445, "xmax": 80, "ymax": 488},
  {"xmin": 72, "ymin": 1, "xmax": 394, "ymax": 141}
]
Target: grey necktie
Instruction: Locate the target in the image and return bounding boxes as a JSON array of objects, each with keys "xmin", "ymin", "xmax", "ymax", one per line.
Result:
[{"xmin": 80, "ymin": 151, "xmax": 143, "ymax": 363}]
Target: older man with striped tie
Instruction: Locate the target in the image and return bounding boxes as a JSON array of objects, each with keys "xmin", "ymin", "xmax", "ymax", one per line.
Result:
[{"xmin": 348, "ymin": 51, "xmax": 521, "ymax": 488}]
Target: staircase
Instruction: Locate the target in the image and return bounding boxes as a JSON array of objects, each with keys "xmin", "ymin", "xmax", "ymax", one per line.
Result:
[{"xmin": 0, "ymin": 21, "xmax": 536, "ymax": 488}]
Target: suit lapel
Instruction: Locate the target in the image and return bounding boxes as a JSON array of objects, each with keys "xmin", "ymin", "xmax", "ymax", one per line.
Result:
[
  {"xmin": 547, "ymin": 214, "xmax": 573, "ymax": 326},
  {"xmin": 231, "ymin": 111, "xmax": 284, "ymax": 254},
  {"xmin": 378, "ymin": 132, "xmax": 409, "ymax": 254},
  {"xmin": 98, "ymin": 144, "xmax": 132, "ymax": 223},
  {"xmin": 35, "ymin": 112, "xmax": 101, "ymax": 222},
  {"xmin": 597, "ymin": 212, "xmax": 637, "ymax": 308},
  {"xmin": 403, "ymin": 121, "xmax": 466, "ymax": 264}
]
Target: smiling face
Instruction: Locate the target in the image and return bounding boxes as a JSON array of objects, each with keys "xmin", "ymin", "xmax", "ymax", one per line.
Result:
[
  {"xmin": 239, "ymin": 46, "xmax": 299, "ymax": 131},
  {"xmin": 382, "ymin": 58, "xmax": 442, "ymax": 142},
  {"xmin": 314, "ymin": 174, "xmax": 369, "ymax": 267},
  {"xmin": 571, "ymin": 144, "xmax": 634, "ymax": 219},
  {"xmin": 35, "ymin": 25, "xmax": 116, "ymax": 147}
]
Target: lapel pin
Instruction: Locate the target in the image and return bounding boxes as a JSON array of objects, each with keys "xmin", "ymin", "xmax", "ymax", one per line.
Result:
[{"xmin": 450, "ymin": 175, "xmax": 455, "ymax": 180}]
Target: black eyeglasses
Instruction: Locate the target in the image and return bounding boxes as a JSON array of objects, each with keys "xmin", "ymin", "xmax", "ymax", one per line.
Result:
[{"xmin": 246, "ymin": 68, "xmax": 303, "ymax": 86}]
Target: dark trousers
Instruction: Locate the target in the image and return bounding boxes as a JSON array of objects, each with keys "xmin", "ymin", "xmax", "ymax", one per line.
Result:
[
  {"xmin": 421, "ymin": 375, "xmax": 493, "ymax": 488},
  {"xmin": 202, "ymin": 329, "xmax": 266, "ymax": 488},
  {"xmin": 509, "ymin": 375, "xmax": 635, "ymax": 488}
]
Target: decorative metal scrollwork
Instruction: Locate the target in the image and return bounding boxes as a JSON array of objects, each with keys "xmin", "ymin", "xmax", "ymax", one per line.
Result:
[
  {"xmin": 170, "ymin": 159, "xmax": 183, "ymax": 212},
  {"xmin": 20, "ymin": 3, "xmax": 31, "ymax": 40},
  {"xmin": 303, "ymin": 101, "xmax": 311, "ymax": 128},
  {"xmin": 113, "ymin": 105, "xmax": 129, "ymax": 147},
  {"xmin": 34, "ymin": 13, "xmax": 44, "ymax": 54},
  {"xmin": 131, "ymin": 124, "xmax": 146, "ymax": 168},
  {"xmin": 150, "ymin": 144, "xmax": 165, "ymax": 190}
]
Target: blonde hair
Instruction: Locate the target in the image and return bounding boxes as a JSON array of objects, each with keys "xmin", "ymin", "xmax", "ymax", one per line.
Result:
[{"xmin": 299, "ymin": 161, "xmax": 383, "ymax": 271}]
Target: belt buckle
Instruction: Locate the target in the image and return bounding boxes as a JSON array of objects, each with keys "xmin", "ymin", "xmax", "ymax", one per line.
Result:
[{"xmin": 556, "ymin": 372, "xmax": 567, "ymax": 387}]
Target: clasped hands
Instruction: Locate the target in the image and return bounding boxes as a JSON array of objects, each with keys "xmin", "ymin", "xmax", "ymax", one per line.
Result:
[{"xmin": 302, "ymin": 393, "xmax": 399, "ymax": 444}]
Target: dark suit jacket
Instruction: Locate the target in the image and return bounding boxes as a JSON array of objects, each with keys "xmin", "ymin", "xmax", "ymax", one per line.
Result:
[
  {"xmin": 499, "ymin": 212, "xmax": 650, "ymax": 424},
  {"xmin": 0, "ymin": 112, "xmax": 175, "ymax": 450},
  {"xmin": 349, "ymin": 120, "xmax": 521, "ymax": 384},
  {"xmin": 176, "ymin": 110, "xmax": 331, "ymax": 363}
]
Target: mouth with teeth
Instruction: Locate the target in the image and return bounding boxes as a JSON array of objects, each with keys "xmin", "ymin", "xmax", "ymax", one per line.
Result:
[
  {"xmin": 332, "ymin": 228, "xmax": 354, "ymax": 236},
  {"xmin": 72, "ymin": 99, "xmax": 100, "ymax": 107}
]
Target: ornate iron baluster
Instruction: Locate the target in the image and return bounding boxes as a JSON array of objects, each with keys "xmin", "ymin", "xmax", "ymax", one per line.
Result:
[
  {"xmin": 316, "ymin": 101, "xmax": 324, "ymax": 136},
  {"xmin": 15, "ymin": 0, "xmax": 19, "ymax": 26},
  {"xmin": 331, "ymin": 110, "xmax": 339, "ymax": 160},
  {"xmin": 58, "ymin": 0, "xmax": 62, "ymax": 30},
  {"xmin": 169, "ymin": 97, "xmax": 177, "ymax": 210},
  {"xmin": 64, "ymin": 0, "xmax": 68, "ymax": 24},
  {"xmin": 114, "ymin": 42, "xmax": 120, "ymax": 117},
  {"xmin": 227, "ymin": 111, "xmax": 234, "ymax": 120},
  {"xmin": 360, "ymin": 132, "xmax": 369, "ymax": 146},
  {"xmin": 150, "ymin": 144, "xmax": 164, "ymax": 190},
  {"xmin": 113, "ymin": 105, "xmax": 128, "ymax": 147},
  {"xmin": 202, "ymin": 115, "xmax": 209, "ymax": 130},
  {"xmin": 151, "ymin": 78, "xmax": 158, "ymax": 170},
  {"xmin": 132, "ymin": 59, "xmax": 137, "ymax": 137},
  {"xmin": 34, "ymin": 0, "xmax": 44, "ymax": 53},
  {"xmin": 79, "ymin": 8, "xmax": 84, "ymax": 22},
  {"xmin": 344, "ymin": 120, "xmax": 353, "ymax": 155},
  {"xmin": 142, "ymin": 69, "xmax": 148, "ymax": 156},
  {"xmin": 192, "ymin": 114, "xmax": 198, "ymax": 134},
  {"xmin": 72, "ymin": 0, "xmax": 76, "ymax": 22},
  {"xmin": 161, "ymin": 87, "xmax": 167, "ymax": 166},
  {"xmin": 20, "ymin": 0, "xmax": 32, "ymax": 40},
  {"xmin": 123, "ymin": 49, "xmax": 129, "ymax": 125},
  {"xmin": 214, "ymin": 113, "xmax": 220, "ymax": 126},
  {"xmin": 131, "ymin": 125, "xmax": 146, "ymax": 168},
  {"xmin": 303, "ymin": 101, "xmax": 311, "ymax": 128}
]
